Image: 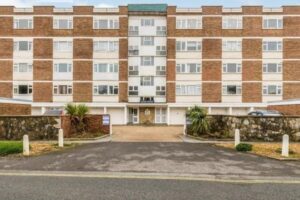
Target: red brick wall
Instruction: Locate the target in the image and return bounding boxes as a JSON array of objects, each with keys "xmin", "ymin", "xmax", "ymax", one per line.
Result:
[
  {"xmin": 268, "ymin": 105, "xmax": 300, "ymax": 116},
  {"xmin": 0, "ymin": 103, "xmax": 31, "ymax": 116}
]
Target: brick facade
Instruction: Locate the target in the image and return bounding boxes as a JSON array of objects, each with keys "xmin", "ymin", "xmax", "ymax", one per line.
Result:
[
  {"xmin": 0, "ymin": 103, "xmax": 31, "ymax": 116},
  {"xmin": 33, "ymin": 82, "xmax": 53, "ymax": 102},
  {"xmin": 73, "ymin": 82, "xmax": 93, "ymax": 102}
]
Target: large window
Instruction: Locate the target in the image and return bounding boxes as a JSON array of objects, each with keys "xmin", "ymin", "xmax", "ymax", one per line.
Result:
[
  {"xmin": 140, "ymin": 76, "xmax": 154, "ymax": 86},
  {"xmin": 176, "ymin": 41, "xmax": 201, "ymax": 51},
  {"xmin": 263, "ymin": 18, "xmax": 283, "ymax": 29},
  {"xmin": 54, "ymin": 63, "xmax": 72, "ymax": 73},
  {"xmin": 128, "ymin": 86, "xmax": 138, "ymax": 96},
  {"xmin": 13, "ymin": 63, "xmax": 32, "ymax": 73},
  {"xmin": 53, "ymin": 85, "xmax": 72, "ymax": 95},
  {"xmin": 94, "ymin": 63, "xmax": 118, "ymax": 73},
  {"xmin": 263, "ymin": 41, "xmax": 282, "ymax": 51},
  {"xmin": 129, "ymin": 26, "xmax": 139, "ymax": 36},
  {"xmin": 223, "ymin": 63, "xmax": 242, "ymax": 73},
  {"xmin": 141, "ymin": 19, "xmax": 154, "ymax": 26},
  {"xmin": 156, "ymin": 26, "xmax": 166, "ymax": 35},
  {"xmin": 222, "ymin": 41, "xmax": 241, "ymax": 51},
  {"xmin": 156, "ymin": 86, "xmax": 166, "ymax": 96},
  {"xmin": 141, "ymin": 36, "xmax": 154, "ymax": 46},
  {"xmin": 176, "ymin": 18, "xmax": 202, "ymax": 29},
  {"xmin": 94, "ymin": 41, "xmax": 119, "ymax": 52},
  {"xmin": 14, "ymin": 18, "xmax": 33, "ymax": 29},
  {"xmin": 176, "ymin": 85, "xmax": 201, "ymax": 96},
  {"xmin": 141, "ymin": 56, "xmax": 154, "ymax": 66},
  {"xmin": 93, "ymin": 19, "xmax": 119, "ymax": 29},
  {"xmin": 263, "ymin": 85, "xmax": 282, "ymax": 95},
  {"xmin": 54, "ymin": 41, "xmax": 72, "ymax": 52},
  {"xmin": 176, "ymin": 63, "xmax": 201, "ymax": 73},
  {"xmin": 156, "ymin": 66, "xmax": 166, "ymax": 76},
  {"xmin": 263, "ymin": 63, "xmax": 282, "ymax": 73},
  {"xmin": 222, "ymin": 85, "xmax": 242, "ymax": 95},
  {"xmin": 129, "ymin": 65, "xmax": 139, "ymax": 76},
  {"xmin": 53, "ymin": 18, "xmax": 73, "ymax": 29},
  {"xmin": 222, "ymin": 16, "xmax": 242, "ymax": 29},
  {"xmin": 14, "ymin": 41, "xmax": 32, "ymax": 51},
  {"xmin": 94, "ymin": 85, "xmax": 119, "ymax": 95},
  {"xmin": 13, "ymin": 85, "xmax": 32, "ymax": 95}
]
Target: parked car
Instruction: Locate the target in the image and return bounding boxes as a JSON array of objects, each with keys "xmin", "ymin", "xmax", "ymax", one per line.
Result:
[{"xmin": 247, "ymin": 110, "xmax": 283, "ymax": 116}]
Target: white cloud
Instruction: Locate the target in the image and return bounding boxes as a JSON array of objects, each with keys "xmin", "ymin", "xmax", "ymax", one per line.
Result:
[
  {"xmin": 96, "ymin": 3, "xmax": 115, "ymax": 8},
  {"xmin": 0, "ymin": 0, "xmax": 29, "ymax": 7}
]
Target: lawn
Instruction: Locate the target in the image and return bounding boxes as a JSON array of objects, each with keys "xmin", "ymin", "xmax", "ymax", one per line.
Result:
[
  {"xmin": 217, "ymin": 143, "xmax": 300, "ymax": 160},
  {"xmin": 0, "ymin": 141, "xmax": 23, "ymax": 156}
]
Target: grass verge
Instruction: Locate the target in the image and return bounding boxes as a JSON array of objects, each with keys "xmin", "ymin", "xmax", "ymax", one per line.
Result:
[{"xmin": 0, "ymin": 141, "xmax": 23, "ymax": 156}]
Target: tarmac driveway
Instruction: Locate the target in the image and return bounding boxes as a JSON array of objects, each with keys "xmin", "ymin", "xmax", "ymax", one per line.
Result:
[{"xmin": 0, "ymin": 142, "xmax": 299, "ymax": 178}]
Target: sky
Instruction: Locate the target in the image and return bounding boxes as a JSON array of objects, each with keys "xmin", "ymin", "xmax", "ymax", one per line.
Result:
[{"xmin": 0, "ymin": 0, "xmax": 299, "ymax": 8}]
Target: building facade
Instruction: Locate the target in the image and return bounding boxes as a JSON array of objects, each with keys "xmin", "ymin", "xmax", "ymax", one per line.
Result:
[{"xmin": 0, "ymin": 4, "xmax": 300, "ymax": 124}]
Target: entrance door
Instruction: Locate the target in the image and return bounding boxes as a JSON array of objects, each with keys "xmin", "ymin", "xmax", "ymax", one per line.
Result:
[
  {"xmin": 128, "ymin": 108, "xmax": 139, "ymax": 124},
  {"xmin": 155, "ymin": 108, "xmax": 167, "ymax": 124}
]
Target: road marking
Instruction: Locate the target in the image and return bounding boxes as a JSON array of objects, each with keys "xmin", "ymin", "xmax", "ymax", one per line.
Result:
[{"xmin": 0, "ymin": 171, "xmax": 299, "ymax": 184}]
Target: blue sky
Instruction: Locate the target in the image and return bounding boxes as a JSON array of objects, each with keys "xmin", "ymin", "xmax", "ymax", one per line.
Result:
[{"xmin": 1, "ymin": 0, "xmax": 299, "ymax": 7}]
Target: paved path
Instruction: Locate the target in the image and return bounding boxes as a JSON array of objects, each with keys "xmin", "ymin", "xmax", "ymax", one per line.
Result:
[
  {"xmin": 0, "ymin": 175, "xmax": 299, "ymax": 200},
  {"xmin": 112, "ymin": 125, "xmax": 183, "ymax": 142},
  {"xmin": 0, "ymin": 143, "xmax": 299, "ymax": 179}
]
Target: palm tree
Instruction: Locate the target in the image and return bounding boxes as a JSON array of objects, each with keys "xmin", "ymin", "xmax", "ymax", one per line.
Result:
[
  {"xmin": 186, "ymin": 106, "xmax": 210, "ymax": 136},
  {"xmin": 65, "ymin": 103, "xmax": 89, "ymax": 133}
]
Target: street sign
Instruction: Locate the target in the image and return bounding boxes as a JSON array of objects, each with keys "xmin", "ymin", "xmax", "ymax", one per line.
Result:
[{"xmin": 103, "ymin": 115, "xmax": 110, "ymax": 125}]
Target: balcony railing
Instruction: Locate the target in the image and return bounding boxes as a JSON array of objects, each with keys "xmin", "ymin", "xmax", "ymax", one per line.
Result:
[
  {"xmin": 156, "ymin": 30, "xmax": 166, "ymax": 36},
  {"xmin": 93, "ymin": 8, "xmax": 119, "ymax": 13},
  {"xmin": 140, "ymin": 97, "xmax": 155, "ymax": 103},
  {"xmin": 128, "ymin": 31, "xmax": 139, "ymax": 36},
  {"xmin": 53, "ymin": 8, "xmax": 73, "ymax": 13},
  {"xmin": 14, "ymin": 8, "xmax": 33, "ymax": 12},
  {"xmin": 156, "ymin": 51, "xmax": 166, "ymax": 56},
  {"xmin": 128, "ymin": 50, "xmax": 139, "ymax": 56}
]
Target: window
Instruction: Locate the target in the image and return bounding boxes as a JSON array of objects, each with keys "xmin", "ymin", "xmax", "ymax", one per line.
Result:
[
  {"xmin": 176, "ymin": 63, "xmax": 201, "ymax": 73},
  {"xmin": 94, "ymin": 85, "xmax": 118, "ymax": 95},
  {"xmin": 156, "ymin": 86, "xmax": 166, "ymax": 96},
  {"xmin": 222, "ymin": 41, "xmax": 241, "ymax": 51},
  {"xmin": 13, "ymin": 63, "xmax": 32, "ymax": 73},
  {"xmin": 128, "ymin": 46, "xmax": 139, "ymax": 56},
  {"xmin": 263, "ymin": 85, "xmax": 282, "ymax": 95},
  {"xmin": 13, "ymin": 85, "xmax": 32, "ymax": 95},
  {"xmin": 14, "ymin": 41, "xmax": 32, "ymax": 51},
  {"xmin": 129, "ymin": 65, "xmax": 139, "ymax": 76},
  {"xmin": 156, "ymin": 46, "xmax": 166, "ymax": 56},
  {"xmin": 14, "ymin": 18, "xmax": 33, "ymax": 29},
  {"xmin": 94, "ymin": 41, "xmax": 119, "ymax": 52},
  {"xmin": 141, "ymin": 37, "xmax": 154, "ymax": 46},
  {"xmin": 223, "ymin": 63, "xmax": 242, "ymax": 73},
  {"xmin": 53, "ymin": 18, "xmax": 73, "ymax": 29},
  {"xmin": 222, "ymin": 16, "xmax": 242, "ymax": 29},
  {"xmin": 263, "ymin": 41, "xmax": 282, "ymax": 51},
  {"xmin": 54, "ymin": 63, "xmax": 72, "ymax": 73},
  {"xmin": 129, "ymin": 86, "xmax": 138, "ymax": 96},
  {"xmin": 129, "ymin": 26, "xmax": 139, "ymax": 36},
  {"xmin": 176, "ymin": 85, "xmax": 201, "ymax": 96},
  {"xmin": 141, "ymin": 56, "xmax": 154, "ymax": 66},
  {"xmin": 222, "ymin": 85, "xmax": 242, "ymax": 95},
  {"xmin": 263, "ymin": 63, "xmax": 282, "ymax": 73},
  {"xmin": 263, "ymin": 18, "xmax": 283, "ymax": 29},
  {"xmin": 94, "ymin": 63, "xmax": 118, "ymax": 73},
  {"xmin": 141, "ymin": 76, "xmax": 154, "ymax": 86},
  {"xmin": 93, "ymin": 19, "xmax": 119, "ymax": 29},
  {"xmin": 141, "ymin": 19, "xmax": 154, "ymax": 26},
  {"xmin": 54, "ymin": 41, "xmax": 72, "ymax": 52},
  {"xmin": 156, "ymin": 26, "xmax": 166, "ymax": 35},
  {"xmin": 53, "ymin": 85, "xmax": 72, "ymax": 95},
  {"xmin": 176, "ymin": 18, "xmax": 202, "ymax": 29},
  {"xmin": 176, "ymin": 41, "xmax": 201, "ymax": 51},
  {"xmin": 156, "ymin": 66, "xmax": 166, "ymax": 76}
]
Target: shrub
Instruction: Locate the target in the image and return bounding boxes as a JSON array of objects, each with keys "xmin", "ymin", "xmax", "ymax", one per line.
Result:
[
  {"xmin": 65, "ymin": 103, "xmax": 89, "ymax": 133},
  {"xmin": 186, "ymin": 106, "xmax": 210, "ymax": 136},
  {"xmin": 0, "ymin": 141, "xmax": 23, "ymax": 156},
  {"xmin": 236, "ymin": 143, "xmax": 253, "ymax": 152}
]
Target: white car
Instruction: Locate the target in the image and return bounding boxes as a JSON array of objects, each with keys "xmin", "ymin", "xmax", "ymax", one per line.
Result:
[{"xmin": 247, "ymin": 110, "xmax": 283, "ymax": 116}]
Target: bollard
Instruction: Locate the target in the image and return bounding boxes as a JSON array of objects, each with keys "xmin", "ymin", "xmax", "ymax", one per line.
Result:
[
  {"xmin": 110, "ymin": 123, "xmax": 112, "ymax": 136},
  {"xmin": 58, "ymin": 129, "xmax": 64, "ymax": 148},
  {"xmin": 282, "ymin": 134, "xmax": 289, "ymax": 157},
  {"xmin": 183, "ymin": 124, "xmax": 186, "ymax": 136},
  {"xmin": 234, "ymin": 129, "xmax": 240, "ymax": 147},
  {"xmin": 23, "ymin": 135, "xmax": 29, "ymax": 156}
]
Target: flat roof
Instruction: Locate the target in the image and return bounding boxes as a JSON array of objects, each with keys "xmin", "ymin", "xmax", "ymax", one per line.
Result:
[{"xmin": 128, "ymin": 4, "xmax": 167, "ymax": 12}]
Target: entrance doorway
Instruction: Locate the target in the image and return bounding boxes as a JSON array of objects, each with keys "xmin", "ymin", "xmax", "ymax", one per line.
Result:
[
  {"xmin": 155, "ymin": 108, "xmax": 167, "ymax": 124},
  {"xmin": 128, "ymin": 108, "xmax": 139, "ymax": 124}
]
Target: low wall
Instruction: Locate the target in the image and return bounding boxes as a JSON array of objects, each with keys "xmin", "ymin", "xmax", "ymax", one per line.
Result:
[
  {"xmin": 187, "ymin": 115, "xmax": 300, "ymax": 142},
  {"xmin": 0, "ymin": 116, "xmax": 59, "ymax": 140},
  {"xmin": 268, "ymin": 104, "xmax": 300, "ymax": 116}
]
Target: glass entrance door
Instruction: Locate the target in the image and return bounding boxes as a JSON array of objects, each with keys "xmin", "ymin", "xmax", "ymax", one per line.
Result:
[{"xmin": 155, "ymin": 108, "xmax": 167, "ymax": 124}]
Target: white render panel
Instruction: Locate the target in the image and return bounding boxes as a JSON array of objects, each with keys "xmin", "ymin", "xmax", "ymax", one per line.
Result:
[
  {"xmin": 93, "ymin": 96, "xmax": 119, "ymax": 103},
  {"xmin": 176, "ymin": 96, "xmax": 202, "ymax": 103},
  {"xmin": 263, "ymin": 73, "xmax": 282, "ymax": 81},
  {"xmin": 222, "ymin": 95, "xmax": 242, "ymax": 103},
  {"xmin": 53, "ymin": 95, "xmax": 73, "ymax": 102},
  {"xmin": 176, "ymin": 74, "xmax": 202, "ymax": 81},
  {"xmin": 262, "ymin": 95, "xmax": 282, "ymax": 102},
  {"xmin": 222, "ymin": 73, "xmax": 242, "ymax": 81},
  {"xmin": 13, "ymin": 72, "xmax": 33, "ymax": 81}
]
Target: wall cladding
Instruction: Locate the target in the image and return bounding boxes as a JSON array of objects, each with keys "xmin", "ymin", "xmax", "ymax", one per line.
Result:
[
  {"xmin": 0, "ymin": 116, "xmax": 59, "ymax": 140},
  {"xmin": 187, "ymin": 115, "xmax": 300, "ymax": 142}
]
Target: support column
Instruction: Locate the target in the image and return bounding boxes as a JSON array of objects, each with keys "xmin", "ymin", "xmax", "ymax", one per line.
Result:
[
  {"xmin": 41, "ymin": 107, "xmax": 46, "ymax": 115},
  {"xmin": 248, "ymin": 107, "xmax": 254, "ymax": 113},
  {"xmin": 104, "ymin": 107, "xmax": 107, "ymax": 114},
  {"xmin": 124, "ymin": 106, "xmax": 127, "ymax": 125},
  {"xmin": 167, "ymin": 106, "xmax": 170, "ymax": 125},
  {"xmin": 208, "ymin": 107, "xmax": 212, "ymax": 115},
  {"xmin": 228, "ymin": 107, "xmax": 233, "ymax": 115}
]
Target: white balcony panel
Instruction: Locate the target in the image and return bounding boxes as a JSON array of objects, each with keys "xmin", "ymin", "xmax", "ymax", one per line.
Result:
[
  {"xmin": 176, "ymin": 52, "xmax": 202, "ymax": 59},
  {"xmin": 93, "ymin": 96, "xmax": 119, "ymax": 103},
  {"xmin": 262, "ymin": 95, "xmax": 282, "ymax": 103},
  {"xmin": 13, "ymin": 95, "xmax": 32, "ymax": 101},
  {"xmin": 93, "ymin": 72, "xmax": 119, "ymax": 81},
  {"xmin": 53, "ymin": 95, "xmax": 73, "ymax": 103},
  {"xmin": 263, "ymin": 73, "xmax": 282, "ymax": 81},
  {"xmin": 176, "ymin": 96, "xmax": 201, "ymax": 103},
  {"xmin": 13, "ymin": 72, "xmax": 33, "ymax": 81},
  {"xmin": 263, "ymin": 52, "xmax": 283, "ymax": 59},
  {"xmin": 222, "ymin": 73, "xmax": 242, "ymax": 81},
  {"xmin": 139, "ymin": 86, "xmax": 156, "ymax": 96},
  {"xmin": 222, "ymin": 95, "xmax": 242, "ymax": 103},
  {"xmin": 176, "ymin": 74, "xmax": 201, "ymax": 81},
  {"xmin": 222, "ymin": 52, "xmax": 242, "ymax": 59}
]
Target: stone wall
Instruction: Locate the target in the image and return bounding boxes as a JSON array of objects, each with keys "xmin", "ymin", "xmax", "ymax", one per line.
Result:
[
  {"xmin": 187, "ymin": 115, "xmax": 300, "ymax": 142},
  {"xmin": 0, "ymin": 116, "xmax": 59, "ymax": 140}
]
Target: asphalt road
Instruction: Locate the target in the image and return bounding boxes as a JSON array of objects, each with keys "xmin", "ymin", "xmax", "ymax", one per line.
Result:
[{"xmin": 0, "ymin": 175, "xmax": 299, "ymax": 200}]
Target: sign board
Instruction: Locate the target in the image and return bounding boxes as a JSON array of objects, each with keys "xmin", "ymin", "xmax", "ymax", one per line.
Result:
[{"xmin": 103, "ymin": 115, "xmax": 110, "ymax": 125}]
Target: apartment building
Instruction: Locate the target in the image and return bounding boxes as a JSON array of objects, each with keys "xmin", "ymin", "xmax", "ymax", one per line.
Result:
[{"xmin": 0, "ymin": 4, "xmax": 300, "ymax": 124}]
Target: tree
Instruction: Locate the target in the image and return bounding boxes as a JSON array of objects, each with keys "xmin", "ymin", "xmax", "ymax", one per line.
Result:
[
  {"xmin": 186, "ymin": 106, "xmax": 210, "ymax": 136},
  {"xmin": 65, "ymin": 103, "xmax": 89, "ymax": 133}
]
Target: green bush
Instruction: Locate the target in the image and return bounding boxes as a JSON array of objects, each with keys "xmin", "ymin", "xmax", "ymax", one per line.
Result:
[
  {"xmin": 236, "ymin": 143, "xmax": 253, "ymax": 152},
  {"xmin": 0, "ymin": 141, "xmax": 23, "ymax": 156}
]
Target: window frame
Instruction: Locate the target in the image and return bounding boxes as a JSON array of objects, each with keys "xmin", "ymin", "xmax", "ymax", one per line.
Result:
[
  {"xmin": 128, "ymin": 86, "xmax": 139, "ymax": 96},
  {"xmin": 14, "ymin": 41, "xmax": 32, "ymax": 51},
  {"xmin": 263, "ymin": 85, "xmax": 282, "ymax": 95},
  {"xmin": 156, "ymin": 86, "xmax": 166, "ymax": 96},
  {"xmin": 263, "ymin": 41, "xmax": 282, "ymax": 52},
  {"xmin": 176, "ymin": 63, "xmax": 201, "ymax": 73},
  {"xmin": 93, "ymin": 18, "xmax": 119, "ymax": 29},
  {"xmin": 176, "ymin": 85, "xmax": 201, "ymax": 96},
  {"xmin": 141, "ymin": 56, "xmax": 154, "ymax": 66},
  {"xmin": 13, "ymin": 18, "xmax": 33, "ymax": 29},
  {"xmin": 222, "ymin": 85, "xmax": 242, "ymax": 95},
  {"xmin": 141, "ymin": 19, "xmax": 155, "ymax": 26},
  {"xmin": 222, "ymin": 16, "xmax": 243, "ymax": 29},
  {"xmin": 222, "ymin": 63, "xmax": 242, "ymax": 73},
  {"xmin": 94, "ymin": 63, "xmax": 118, "ymax": 73},
  {"xmin": 222, "ymin": 40, "xmax": 242, "ymax": 52},
  {"xmin": 53, "ymin": 17, "xmax": 73, "ymax": 29},
  {"xmin": 263, "ymin": 63, "xmax": 282, "ymax": 73},
  {"xmin": 13, "ymin": 63, "xmax": 33, "ymax": 73},
  {"xmin": 176, "ymin": 18, "xmax": 202, "ymax": 29},
  {"xmin": 140, "ymin": 76, "xmax": 154, "ymax": 86},
  {"xmin": 13, "ymin": 84, "xmax": 33, "ymax": 95},
  {"xmin": 93, "ymin": 41, "xmax": 119, "ymax": 52},
  {"xmin": 53, "ymin": 85, "xmax": 73, "ymax": 95},
  {"xmin": 54, "ymin": 63, "xmax": 72, "ymax": 73},
  {"xmin": 93, "ymin": 85, "xmax": 119, "ymax": 95},
  {"xmin": 263, "ymin": 18, "xmax": 283, "ymax": 29},
  {"xmin": 54, "ymin": 41, "xmax": 73, "ymax": 52},
  {"xmin": 176, "ymin": 41, "xmax": 201, "ymax": 52}
]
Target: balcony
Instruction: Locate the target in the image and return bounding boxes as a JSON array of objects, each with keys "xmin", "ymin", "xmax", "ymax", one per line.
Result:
[
  {"xmin": 140, "ymin": 97, "xmax": 155, "ymax": 103},
  {"xmin": 128, "ymin": 49, "xmax": 139, "ymax": 56}
]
